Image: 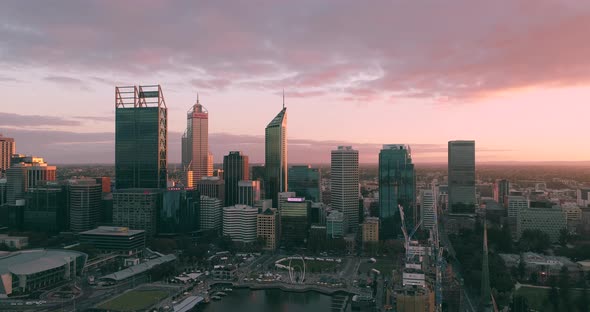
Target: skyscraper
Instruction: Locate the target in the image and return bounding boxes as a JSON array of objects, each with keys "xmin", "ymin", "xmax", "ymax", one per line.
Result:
[
  {"xmin": 265, "ymin": 106, "xmax": 287, "ymax": 208},
  {"xmin": 24, "ymin": 181, "xmax": 68, "ymax": 233},
  {"xmin": 331, "ymin": 146, "xmax": 359, "ymax": 233},
  {"xmin": 238, "ymin": 180, "xmax": 261, "ymax": 206},
  {"xmin": 68, "ymin": 179, "xmax": 102, "ymax": 232},
  {"xmin": 112, "ymin": 189, "xmax": 162, "ymax": 237},
  {"xmin": 288, "ymin": 165, "xmax": 321, "ymax": 202},
  {"xmin": 493, "ymin": 179, "xmax": 510, "ymax": 208},
  {"xmin": 197, "ymin": 176, "xmax": 224, "ymax": 202},
  {"xmin": 115, "ymin": 85, "xmax": 167, "ymax": 190},
  {"xmin": 448, "ymin": 140, "xmax": 476, "ymax": 213},
  {"xmin": 378, "ymin": 144, "xmax": 415, "ymax": 239},
  {"xmin": 0, "ymin": 134, "xmax": 15, "ymax": 173},
  {"xmin": 420, "ymin": 189, "xmax": 436, "ymax": 230},
  {"xmin": 159, "ymin": 188, "xmax": 200, "ymax": 235},
  {"xmin": 181, "ymin": 97, "xmax": 210, "ymax": 187},
  {"xmin": 223, "ymin": 151, "xmax": 249, "ymax": 207}
]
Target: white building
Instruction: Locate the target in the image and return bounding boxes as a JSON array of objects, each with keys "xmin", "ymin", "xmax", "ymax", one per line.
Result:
[
  {"xmin": 420, "ymin": 189, "xmax": 436, "ymax": 230},
  {"xmin": 223, "ymin": 205, "xmax": 258, "ymax": 243},
  {"xmin": 200, "ymin": 196, "xmax": 222, "ymax": 231},
  {"xmin": 561, "ymin": 203, "xmax": 582, "ymax": 232},
  {"xmin": 331, "ymin": 146, "xmax": 359, "ymax": 233}
]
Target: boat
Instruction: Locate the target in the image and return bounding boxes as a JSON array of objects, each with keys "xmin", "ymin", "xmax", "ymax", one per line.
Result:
[
  {"xmin": 351, "ymin": 294, "xmax": 376, "ymax": 310},
  {"xmin": 215, "ymin": 291, "xmax": 228, "ymax": 296},
  {"xmin": 223, "ymin": 288, "xmax": 233, "ymax": 292},
  {"xmin": 211, "ymin": 295, "xmax": 222, "ymax": 301}
]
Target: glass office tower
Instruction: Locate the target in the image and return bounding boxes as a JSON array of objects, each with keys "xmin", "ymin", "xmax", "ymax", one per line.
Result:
[
  {"xmin": 448, "ymin": 140, "xmax": 476, "ymax": 213},
  {"xmin": 265, "ymin": 107, "xmax": 287, "ymax": 208},
  {"xmin": 223, "ymin": 151, "xmax": 249, "ymax": 207},
  {"xmin": 288, "ymin": 165, "xmax": 321, "ymax": 202},
  {"xmin": 378, "ymin": 144, "xmax": 415, "ymax": 239},
  {"xmin": 115, "ymin": 85, "xmax": 167, "ymax": 190},
  {"xmin": 159, "ymin": 188, "xmax": 200, "ymax": 235}
]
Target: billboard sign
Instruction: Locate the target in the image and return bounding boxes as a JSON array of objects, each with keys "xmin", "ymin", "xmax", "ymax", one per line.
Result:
[{"xmin": 139, "ymin": 91, "xmax": 159, "ymax": 98}]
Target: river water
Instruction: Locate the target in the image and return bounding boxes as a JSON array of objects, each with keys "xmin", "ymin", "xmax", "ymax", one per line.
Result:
[{"xmin": 200, "ymin": 288, "xmax": 351, "ymax": 312}]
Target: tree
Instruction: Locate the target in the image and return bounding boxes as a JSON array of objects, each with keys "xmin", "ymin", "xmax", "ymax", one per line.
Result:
[
  {"xmin": 559, "ymin": 228, "xmax": 570, "ymax": 247},
  {"xmin": 548, "ymin": 275, "xmax": 560, "ymax": 311},
  {"xmin": 150, "ymin": 238, "xmax": 177, "ymax": 254},
  {"xmin": 511, "ymin": 296, "xmax": 529, "ymax": 312},
  {"xmin": 530, "ymin": 271, "xmax": 539, "ymax": 285},
  {"xmin": 519, "ymin": 229, "xmax": 550, "ymax": 253},
  {"xmin": 559, "ymin": 266, "xmax": 571, "ymax": 310},
  {"xmin": 517, "ymin": 254, "xmax": 526, "ymax": 280}
]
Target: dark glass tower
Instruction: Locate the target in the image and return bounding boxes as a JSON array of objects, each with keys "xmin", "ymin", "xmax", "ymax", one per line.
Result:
[
  {"xmin": 265, "ymin": 106, "xmax": 287, "ymax": 208},
  {"xmin": 159, "ymin": 188, "xmax": 200, "ymax": 235},
  {"xmin": 378, "ymin": 144, "xmax": 415, "ymax": 239},
  {"xmin": 288, "ymin": 165, "xmax": 321, "ymax": 202},
  {"xmin": 223, "ymin": 151, "xmax": 249, "ymax": 207},
  {"xmin": 448, "ymin": 140, "xmax": 476, "ymax": 213},
  {"xmin": 115, "ymin": 85, "xmax": 167, "ymax": 190}
]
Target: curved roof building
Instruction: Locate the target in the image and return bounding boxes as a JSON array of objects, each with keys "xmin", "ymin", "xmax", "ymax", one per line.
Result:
[{"xmin": 0, "ymin": 249, "xmax": 87, "ymax": 297}]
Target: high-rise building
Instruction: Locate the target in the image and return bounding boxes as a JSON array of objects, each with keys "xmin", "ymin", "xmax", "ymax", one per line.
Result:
[
  {"xmin": 207, "ymin": 152, "xmax": 214, "ymax": 177},
  {"xmin": 238, "ymin": 180, "xmax": 261, "ymax": 206},
  {"xmin": 112, "ymin": 189, "xmax": 162, "ymax": 237},
  {"xmin": 199, "ymin": 195, "xmax": 222, "ymax": 232},
  {"xmin": 115, "ymin": 85, "xmax": 167, "ymax": 190},
  {"xmin": 0, "ymin": 134, "xmax": 15, "ymax": 174},
  {"xmin": 288, "ymin": 165, "xmax": 321, "ymax": 202},
  {"xmin": 265, "ymin": 107, "xmax": 287, "ymax": 208},
  {"xmin": 378, "ymin": 144, "xmax": 415, "ymax": 239},
  {"xmin": 197, "ymin": 176, "xmax": 224, "ymax": 202},
  {"xmin": 493, "ymin": 179, "xmax": 510, "ymax": 208},
  {"xmin": 5, "ymin": 155, "xmax": 56, "ymax": 230},
  {"xmin": 257, "ymin": 208, "xmax": 279, "ymax": 250},
  {"xmin": 577, "ymin": 188, "xmax": 590, "ymax": 208},
  {"xmin": 68, "ymin": 179, "xmax": 102, "ymax": 232},
  {"xmin": 420, "ymin": 189, "xmax": 436, "ymax": 230},
  {"xmin": 448, "ymin": 140, "xmax": 476, "ymax": 213},
  {"xmin": 331, "ymin": 146, "xmax": 359, "ymax": 233},
  {"xmin": 159, "ymin": 188, "xmax": 200, "ymax": 235},
  {"xmin": 181, "ymin": 97, "xmax": 209, "ymax": 187},
  {"xmin": 280, "ymin": 197, "xmax": 310, "ymax": 247},
  {"xmin": 24, "ymin": 181, "xmax": 68, "ymax": 233},
  {"xmin": 223, "ymin": 205, "xmax": 258, "ymax": 243},
  {"xmin": 507, "ymin": 195, "xmax": 528, "ymax": 238},
  {"xmin": 223, "ymin": 151, "xmax": 249, "ymax": 207}
]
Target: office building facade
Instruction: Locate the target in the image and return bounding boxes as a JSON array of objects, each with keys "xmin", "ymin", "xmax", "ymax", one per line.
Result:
[
  {"xmin": 238, "ymin": 180, "xmax": 261, "ymax": 206},
  {"xmin": 181, "ymin": 98, "xmax": 210, "ymax": 187},
  {"xmin": 494, "ymin": 179, "xmax": 510, "ymax": 208},
  {"xmin": 420, "ymin": 189, "xmax": 436, "ymax": 230},
  {"xmin": 327, "ymin": 210, "xmax": 345, "ymax": 239},
  {"xmin": 448, "ymin": 140, "xmax": 476, "ymax": 213},
  {"xmin": 158, "ymin": 188, "xmax": 200, "ymax": 235},
  {"xmin": 223, "ymin": 151, "xmax": 249, "ymax": 207},
  {"xmin": 331, "ymin": 146, "xmax": 359, "ymax": 233},
  {"xmin": 196, "ymin": 176, "xmax": 224, "ymax": 202},
  {"xmin": 280, "ymin": 198, "xmax": 310, "ymax": 247},
  {"xmin": 24, "ymin": 182, "xmax": 68, "ymax": 233},
  {"xmin": 257, "ymin": 208, "xmax": 279, "ymax": 250},
  {"xmin": 378, "ymin": 144, "xmax": 416, "ymax": 239},
  {"xmin": 223, "ymin": 205, "xmax": 258, "ymax": 243},
  {"xmin": 112, "ymin": 189, "xmax": 162, "ymax": 237},
  {"xmin": 265, "ymin": 107, "xmax": 287, "ymax": 208},
  {"xmin": 0, "ymin": 134, "xmax": 15, "ymax": 173},
  {"xmin": 362, "ymin": 217, "xmax": 380, "ymax": 243},
  {"xmin": 115, "ymin": 85, "xmax": 167, "ymax": 190},
  {"xmin": 199, "ymin": 195, "xmax": 222, "ymax": 232},
  {"xmin": 288, "ymin": 165, "xmax": 321, "ymax": 202},
  {"xmin": 80, "ymin": 226, "xmax": 145, "ymax": 256},
  {"xmin": 68, "ymin": 179, "xmax": 102, "ymax": 232}
]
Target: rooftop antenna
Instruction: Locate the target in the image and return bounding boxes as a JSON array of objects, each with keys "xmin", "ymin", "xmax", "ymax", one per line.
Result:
[
  {"xmin": 282, "ymin": 89, "xmax": 285, "ymax": 109},
  {"xmin": 197, "ymin": 93, "xmax": 200, "ymax": 104}
]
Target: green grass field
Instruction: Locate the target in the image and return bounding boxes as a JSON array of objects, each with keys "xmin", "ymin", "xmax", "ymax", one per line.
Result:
[
  {"xmin": 515, "ymin": 286, "xmax": 584, "ymax": 311},
  {"xmin": 98, "ymin": 290, "xmax": 168, "ymax": 311}
]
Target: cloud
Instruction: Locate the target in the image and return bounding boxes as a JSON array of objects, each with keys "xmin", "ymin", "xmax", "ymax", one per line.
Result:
[
  {"xmin": 0, "ymin": 112, "xmax": 81, "ymax": 127},
  {"xmin": 0, "ymin": 1, "xmax": 588, "ymax": 101},
  {"xmin": 44, "ymin": 75, "xmax": 90, "ymax": 90},
  {"xmin": 72, "ymin": 115, "xmax": 114, "ymax": 122}
]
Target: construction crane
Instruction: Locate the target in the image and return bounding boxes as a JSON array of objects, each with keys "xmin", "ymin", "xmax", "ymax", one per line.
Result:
[{"xmin": 398, "ymin": 204, "xmax": 422, "ymax": 262}]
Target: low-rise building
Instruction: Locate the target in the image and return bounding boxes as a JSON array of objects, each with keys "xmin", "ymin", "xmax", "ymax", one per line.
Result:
[
  {"xmin": 327, "ymin": 210, "xmax": 345, "ymax": 239},
  {"xmin": 79, "ymin": 226, "xmax": 145, "ymax": 257},
  {"xmin": 0, "ymin": 234, "xmax": 28, "ymax": 250},
  {"xmin": 223, "ymin": 205, "xmax": 257, "ymax": 243},
  {"xmin": 517, "ymin": 205, "xmax": 567, "ymax": 243},
  {"xmin": 362, "ymin": 217, "xmax": 379, "ymax": 243}
]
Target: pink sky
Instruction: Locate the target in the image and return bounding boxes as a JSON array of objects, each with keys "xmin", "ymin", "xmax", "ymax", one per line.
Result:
[{"xmin": 0, "ymin": 0, "xmax": 589, "ymax": 164}]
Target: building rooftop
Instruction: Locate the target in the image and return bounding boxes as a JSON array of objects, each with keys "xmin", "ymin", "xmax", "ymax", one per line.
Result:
[
  {"xmin": 0, "ymin": 249, "xmax": 87, "ymax": 275},
  {"xmin": 80, "ymin": 226, "xmax": 145, "ymax": 236},
  {"xmin": 99, "ymin": 254, "xmax": 176, "ymax": 281}
]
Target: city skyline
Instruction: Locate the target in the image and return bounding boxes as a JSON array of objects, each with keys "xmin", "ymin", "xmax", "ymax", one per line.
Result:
[{"xmin": 1, "ymin": 1, "xmax": 590, "ymax": 164}]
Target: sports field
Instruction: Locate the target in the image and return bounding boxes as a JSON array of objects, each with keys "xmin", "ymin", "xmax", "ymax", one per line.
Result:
[{"xmin": 98, "ymin": 289, "xmax": 168, "ymax": 311}]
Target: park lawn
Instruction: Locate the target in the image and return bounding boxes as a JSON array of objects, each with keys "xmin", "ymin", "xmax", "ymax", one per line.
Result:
[
  {"xmin": 98, "ymin": 290, "xmax": 168, "ymax": 311},
  {"xmin": 515, "ymin": 286, "xmax": 583, "ymax": 311}
]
